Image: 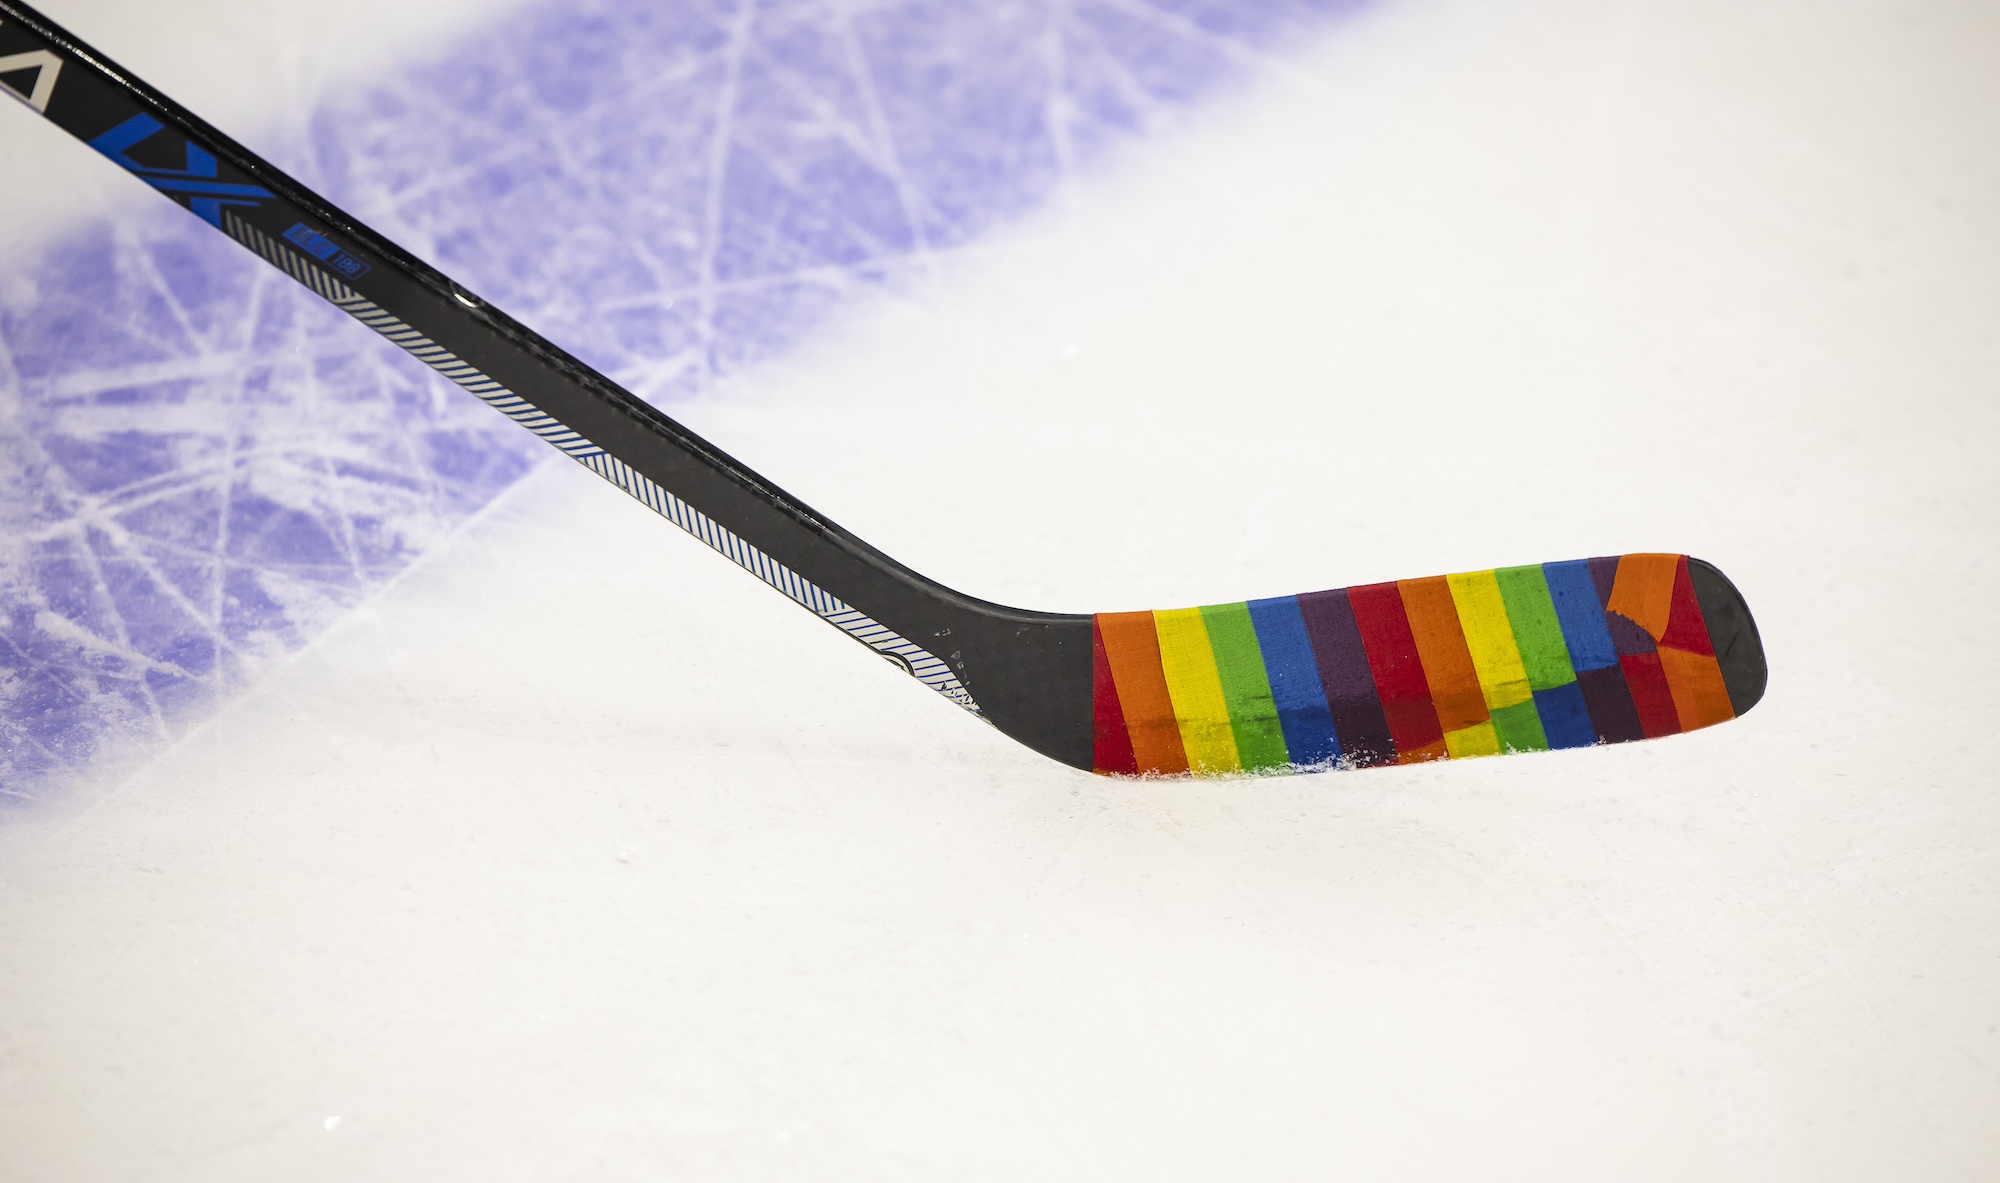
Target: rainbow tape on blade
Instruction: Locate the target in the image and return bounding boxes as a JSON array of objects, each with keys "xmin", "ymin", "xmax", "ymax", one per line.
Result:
[{"xmin": 1090, "ymin": 554, "xmax": 1761, "ymax": 777}]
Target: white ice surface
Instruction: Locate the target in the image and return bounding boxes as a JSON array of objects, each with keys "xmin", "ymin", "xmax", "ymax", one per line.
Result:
[{"xmin": 4, "ymin": 0, "xmax": 1999, "ymax": 1178}]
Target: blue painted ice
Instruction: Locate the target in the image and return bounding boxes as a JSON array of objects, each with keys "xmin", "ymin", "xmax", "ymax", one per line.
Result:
[{"xmin": 0, "ymin": 0, "xmax": 1359, "ymax": 794}]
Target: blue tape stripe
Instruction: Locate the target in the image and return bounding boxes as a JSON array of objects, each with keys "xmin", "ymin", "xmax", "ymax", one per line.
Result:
[
  {"xmin": 1246, "ymin": 595, "xmax": 1342, "ymax": 767},
  {"xmin": 1531, "ymin": 682, "xmax": 1598, "ymax": 749},
  {"xmin": 1543, "ymin": 559, "xmax": 1618, "ymax": 672}
]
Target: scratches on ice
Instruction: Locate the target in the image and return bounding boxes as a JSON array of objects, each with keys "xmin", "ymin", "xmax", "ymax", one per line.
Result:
[{"xmin": 0, "ymin": 0, "xmax": 1364, "ymax": 795}]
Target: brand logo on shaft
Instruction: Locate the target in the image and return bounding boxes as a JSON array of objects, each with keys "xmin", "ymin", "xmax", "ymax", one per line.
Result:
[
  {"xmin": 282, "ymin": 223, "xmax": 372, "ymax": 279},
  {"xmin": 0, "ymin": 40, "xmax": 62, "ymax": 113},
  {"xmin": 86, "ymin": 113, "xmax": 274, "ymax": 227}
]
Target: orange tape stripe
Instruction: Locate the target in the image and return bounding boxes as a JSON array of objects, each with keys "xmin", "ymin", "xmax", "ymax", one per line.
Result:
[
  {"xmin": 1096, "ymin": 610, "xmax": 1190, "ymax": 775},
  {"xmin": 1607, "ymin": 554, "xmax": 1679, "ymax": 641},
  {"xmin": 1658, "ymin": 648, "xmax": 1735, "ymax": 732},
  {"xmin": 1397, "ymin": 576, "xmax": 1489, "ymax": 737}
]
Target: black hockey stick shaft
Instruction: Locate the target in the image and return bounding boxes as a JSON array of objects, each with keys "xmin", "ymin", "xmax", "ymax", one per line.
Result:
[{"xmin": 0, "ymin": 0, "xmax": 1097, "ymax": 766}]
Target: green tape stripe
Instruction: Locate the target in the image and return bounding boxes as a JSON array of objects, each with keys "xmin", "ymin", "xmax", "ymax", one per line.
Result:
[
  {"xmin": 1199, "ymin": 602, "xmax": 1291, "ymax": 771},
  {"xmin": 1493, "ymin": 565, "xmax": 1580, "ymax": 691},
  {"xmin": 1488, "ymin": 699, "xmax": 1549, "ymax": 754}
]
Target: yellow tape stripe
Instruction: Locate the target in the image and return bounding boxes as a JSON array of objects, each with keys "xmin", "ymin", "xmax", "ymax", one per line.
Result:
[
  {"xmin": 1446, "ymin": 570, "xmax": 1534, "ymax": 713},
  {"xmin": 1153, "ymin": 608, "xmax": 1242, "ymax": 774},
  {"xmin": 1444, "ymin": 721, "xmax": 1501, "ymax": 759}
]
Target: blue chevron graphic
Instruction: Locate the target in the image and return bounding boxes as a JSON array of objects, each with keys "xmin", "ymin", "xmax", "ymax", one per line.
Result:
[{"xmin": 86, "ymin": 113, "xmax": 272, "ymax": 226}]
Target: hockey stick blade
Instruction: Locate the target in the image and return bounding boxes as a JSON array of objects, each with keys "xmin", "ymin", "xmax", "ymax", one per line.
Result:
[{"xmin": 0, "ymin": 3, "xmax": 1766, "ymax": 776}]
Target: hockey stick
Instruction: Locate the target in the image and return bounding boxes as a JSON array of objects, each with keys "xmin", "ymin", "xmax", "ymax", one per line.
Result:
[{"xmin": 0, "ymin": 2, "xmax": 1765, "ymax": 776}]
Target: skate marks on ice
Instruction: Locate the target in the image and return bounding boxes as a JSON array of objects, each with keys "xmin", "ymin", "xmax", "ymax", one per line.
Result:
[{"xmin": 0, "ymin": 0, "xmax": 1365, "ymax": 794}]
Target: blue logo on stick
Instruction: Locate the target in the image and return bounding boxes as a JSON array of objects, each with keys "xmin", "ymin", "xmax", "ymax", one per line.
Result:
[
  {"xmin": 281, "ymin": 223, "xmax": 372, "ymax": 279},
  {"xmin": 87, "ymin": 113, "xmax": 273, "ymax": 227}
]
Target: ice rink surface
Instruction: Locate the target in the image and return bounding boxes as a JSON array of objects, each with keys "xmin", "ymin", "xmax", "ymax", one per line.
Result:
[{"xmin": 3, "ymin": 0, "xmax": 1998, "ymax": 1178}]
